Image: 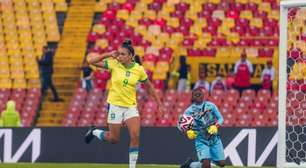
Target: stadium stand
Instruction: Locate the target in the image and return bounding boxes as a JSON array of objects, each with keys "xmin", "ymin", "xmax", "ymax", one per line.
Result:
[
  {"xmin": 64, "ymin": 0, "xmax": 280, "ymax": 127},
  {"xmin": 37, "ymin": 0, "xmax": 95, "ymax": 126},
  {"xmin": 0, "ymin": 0, "xmax": 64, "ymax": 126}
]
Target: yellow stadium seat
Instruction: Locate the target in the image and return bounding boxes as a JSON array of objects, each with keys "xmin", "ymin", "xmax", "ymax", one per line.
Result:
[
  {"xmin": 134, "ymin": 25, "xmax": 147, "ymax": 36},
  {"xmin": 167, "ymin": 0, "xmax": 180, "ymax": 4},
  {"xmin": 159, "ymin": 33, "xmax": 170, "ymax": 44},
  {"xmin": 146, "ymin": 46, "xmax": 159, "ymax": 55},
  {"xmin": 209, "ymin": 0, "xmax": 221, "ymax": 4},
  {"xmin": 153, "ymin": 70, "xmax": 167, "ymax": 80},
  {"xmin": 134, "ymin": 46, "xmax": 145, "ymax": 57},
  {"xmin": 0, "ymin": 78, "xmax": 12, "ymax": 88},
  {"xmin": 240, "ymin": 10, "xmax": 253, "ymax": 20},
  {"xmin": 185, "ymin": 11, "xmax": 198, "ymax": 20},
  {"xmin": 135, "ymin": 2, "xmax": 148, "ymax": 12},
  {"xmin": 95, "ymin": 1, "xmax": 108, "ymax": 12},
  {"xmin": 189, "ymin": 3, "xmax": 202, "ymax": 13},
  {"xmin": 223, "ymin": 18, "xmax": 235, "ymax": 28},
  {"xmin": 92, "ymin": 24, "xmax": 105, "ymax": 34},
  {"xmin": 258, "ymin": 2, "xmax": 271, "ymax": 13},
  {"xmin": 0, "ymin": 68, "xmax": 10, "ymax": 79},
  {"xmin": 130, "ymin": 10, "xmax": 143, "ymax": 20},
  {"xmin": 143, "ymin": 33, "xmax": 156, "ymax": 43},
  {"xmin": 250, "ymin": 18, "xmax": 263, "ymax": 28},
  {"xmin": 167, "ymin": 39, "xmax": 180, "ymax": 51},
  {"xmin": 41, "ymin": 2, "xmax": 54, "ymax": 12},
  {"xmin": 162, "ymin": 3, "xmax": 175, "ymax": 12},
  {"xmin": 196, "ymin": 18, "xmax": 207, "ymax": 28},
  {"xmin": 156, "ymin": 61, "xmax": 169, "ymax": 72},
  {"xmin": 144, "ymin": 10, "xmax": 156, "ymax": 20},
  {"xmin": 190, "ymin": 25, "xmax": 203, "ymax": 36},
  {"xmin": 236, "ymin": 0, "xmax": 248, "ymax": 4},
  {"xmin": 212, "ymin": 10, "xmax": 225, "ymax": 20},
  {"xmin": 194, "ymin": 39, "xmax": 208, "ymax": 49},
  {"xmin": 168, "ymin": 18, "xmax": 179, "ymax": 28},
  {"xmin": 152, "ymin": 40, "xmax": 164, "ymax": 49},
  {"xmin": 171, "ymin": 33, "xmax": 184, "ymax": 43},
  {"xmin": 268, "ymin": 10, "xmax": 279, "ymax": 20},
  {"xmin": 117, "ymin": 9, "xmax": 130, "ymax": 20},
  {"xmin": 55, "ymin": 1, "xmax": 67, "ymax": 12},
  {"xmin": 13, "ymin": 79, "xmax": 27, "ymax": 89},
  {"xmin": 157, "ymin": 11, "xmax": 170, "ymax": 20},
  {"xmin": 246, "ymin": 48, "xmax": 258, "ymax": 57},
  {"xmin": 143, "ymin": 61, "xmax": 155, "ymax": 71},
  {"xmin": 218, "ymin": 25, "xmax": 230, "ymax": 35},
  {"xmin": 227, "ymin": 32, "xmax": 240, "ymax": 43},
  {"xmin": 230, "ymin": 47, "xmax": 243, "ymax": 58},
  {"xmin": 96, "ymin": 39, "xmax": 108, "ymax": 48},
  {"xmin": 116, "ymin": 0, "xmax": 126, "ymax": 3},
  {"xmin": 27, "ymin": 79, "xmax": 41, "ymax": 88},
  {"xmin": 148, "ymin": 25, "xmax": 161, "ymax": 36},
  {"xmin": 142, "ymin": 0, "xmax": 153, "ymax": 4},
  {"xmin": 216, "ymin": 47, "xmax": 230, "ymax": 57},
  {"xmin": 126, "ymin": 17, "xmax": 138, "ymax": 28},
  {"xmin": 11, "ymin": 68, "xmax": 25, "ymax": 79}
]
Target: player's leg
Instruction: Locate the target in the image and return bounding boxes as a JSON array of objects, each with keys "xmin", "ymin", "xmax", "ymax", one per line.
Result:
[
  {"xmin": 210, "ymin": 138, "xmax": 226, "ymax": 167},
  {"xmin": 85, "ymin": 104, "xmax": 123, "ymax": 144},
  {"xmin": 202, "ymin": 159, "xmax": 211, "ymax": 168},
  {"xmin": 125, "ymin": 106, "xmax": 140, "ymax": 168},
  {"xmin": 182, "ymin": 139, "xmax": 211, "ymax": 168}
]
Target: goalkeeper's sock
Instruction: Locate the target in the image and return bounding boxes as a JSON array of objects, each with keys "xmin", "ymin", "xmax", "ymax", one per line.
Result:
[
  {"xmin": 190, "ymin": 161, "xmax": 202, "ymax": 168},
  {"xmin": 129, "ymin": 147, "xmax": 139, "ymax": 168},
  {"xmin": 92, "ymin": 129, "xmax": 105, "ymax": 141}
]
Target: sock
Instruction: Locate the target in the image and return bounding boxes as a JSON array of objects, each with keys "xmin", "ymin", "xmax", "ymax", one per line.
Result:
[
  {"xmin": 190, "ymin": 161, "xmax": 202, "ymax": 168},
  {"xmin": 129, "ymin": 147, "xmax": 139, "ymax": 168},
  {"xmin": 92, "ymin": 129, "xmax": 105, "ymax": 141}
]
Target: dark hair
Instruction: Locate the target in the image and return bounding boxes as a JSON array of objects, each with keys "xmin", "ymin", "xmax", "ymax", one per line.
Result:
[
  {"xmin": 121, "ymin": 39, "xmax": 135, "ymax": 56},
  {"xmin": 134, "ymin": 55, "xmax": 141, "ymax": 65}
]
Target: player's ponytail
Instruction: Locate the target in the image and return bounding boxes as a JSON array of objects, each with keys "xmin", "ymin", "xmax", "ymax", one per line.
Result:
[{"xmin": 121, "ymin": 39, "xmax": 135, "ymax": 58}]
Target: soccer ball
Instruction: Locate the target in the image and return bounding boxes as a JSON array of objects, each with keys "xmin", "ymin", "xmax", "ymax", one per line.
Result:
[{"xmin": 178, "ymin": 114, "xmax": 194, "ymax": 132}]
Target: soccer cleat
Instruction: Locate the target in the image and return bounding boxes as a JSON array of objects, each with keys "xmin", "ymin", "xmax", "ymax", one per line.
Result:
[
  {"xmin": 180, "ymin": 158, "xmax": 193, "ymax": 168},
  {"xmin": 84, "ymin": 126, "xmax": 96, "ymax": 144}
]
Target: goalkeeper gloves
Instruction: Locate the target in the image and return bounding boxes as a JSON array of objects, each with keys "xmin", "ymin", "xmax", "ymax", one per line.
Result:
[
  {"xmin": 186, "ymin": 130, "xmax": 197, "ymax": 140},
  {"xmin": 207, "ymin": 124, "xmax": 219, "ymax": 135}
]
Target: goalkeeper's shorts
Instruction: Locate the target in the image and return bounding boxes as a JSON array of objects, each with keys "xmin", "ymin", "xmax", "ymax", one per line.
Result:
[
  {"xmin": 195, "ymin": 137, "xmax": 225, "ymax": 161},
  {"xmin": 107, "ymin": 104, "xmax": 139, "ymax": 124}
]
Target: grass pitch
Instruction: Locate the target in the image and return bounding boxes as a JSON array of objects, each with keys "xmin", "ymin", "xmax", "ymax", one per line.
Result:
[{"xmin": 0, "ymin": 163, "xmax": 275, "ymax": 168}]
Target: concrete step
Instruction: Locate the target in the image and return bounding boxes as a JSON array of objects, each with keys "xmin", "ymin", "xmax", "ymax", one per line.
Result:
[
  {"xmin": 39, "ymin": 112, "xmax": 65, "ymax": 118},
  {"xmin": 36, "ymin": 123, "xmax": 62, "ymax": 127},
  {"xmin": 46, "ymin": 90, "xmax": 74, "ymax": 97},
  {"xmin": 53, "ymin": 76, "xmax": 79, "ymax": 83},
  {"xmin": 42, "ymin": 102, "xmax": 68, "ymax": 110}
]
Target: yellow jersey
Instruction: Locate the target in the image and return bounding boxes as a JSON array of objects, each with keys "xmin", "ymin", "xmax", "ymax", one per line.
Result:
[{"xmin": 104, "ymin": 58, "xmax": 148, "ymax": 107}]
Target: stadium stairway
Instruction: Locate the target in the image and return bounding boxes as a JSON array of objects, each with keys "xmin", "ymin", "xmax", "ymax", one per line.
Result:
[{"xmin": 37, "ymin": 0, "xmax": 95, "ymax": 126}]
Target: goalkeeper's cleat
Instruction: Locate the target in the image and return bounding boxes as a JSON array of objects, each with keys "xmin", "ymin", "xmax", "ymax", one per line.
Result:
[
  {"xmin": 85, "ymin": 126, "xmax": 96, "ymax": 144},
  {"xmin": 180, "ymin": 158, "xmax": 193, "ymax": 168}
]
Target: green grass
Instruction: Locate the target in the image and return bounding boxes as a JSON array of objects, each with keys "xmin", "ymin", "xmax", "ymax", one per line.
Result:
[{"xmin": 0, "ymin": 163, "xmax": 275, "ymax": 168}]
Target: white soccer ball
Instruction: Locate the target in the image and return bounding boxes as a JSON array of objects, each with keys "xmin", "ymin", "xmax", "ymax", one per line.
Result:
[{"xmin": 178, "ymin": 114, "xmax": 194, "ymax": 132}]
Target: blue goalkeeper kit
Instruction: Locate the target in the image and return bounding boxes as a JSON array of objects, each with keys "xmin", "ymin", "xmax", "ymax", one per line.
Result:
[{"xmin": 183, "ymin": 101, "xmax": 225, "ymax": 161}]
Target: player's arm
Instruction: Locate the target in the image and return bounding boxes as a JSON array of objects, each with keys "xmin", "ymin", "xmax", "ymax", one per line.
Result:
[
  {"xmin": 207, "ymin": 103, "xmax": 223, "ymax": 135},
  {"xmin": 143, "ymin": 80, "xmax": 162, "ymax": 109},
  {"xmin": 87, "ymin": 51, "xmax": 118, "ymax": 68}
]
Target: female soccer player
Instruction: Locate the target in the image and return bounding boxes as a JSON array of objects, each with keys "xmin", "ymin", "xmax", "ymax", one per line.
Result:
[
  {"xmin": 84, "ymin": 39, "xmax": 161, "ymax": 168},
  {"xmin": 179, "ymin": 88, "xmax": 226, "ymax": 168}
]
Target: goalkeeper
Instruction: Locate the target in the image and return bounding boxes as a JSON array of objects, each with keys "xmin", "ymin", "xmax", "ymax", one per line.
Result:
[{"xmin": 180, "ymin": 88, "xmax": 225, "ymax": 168}]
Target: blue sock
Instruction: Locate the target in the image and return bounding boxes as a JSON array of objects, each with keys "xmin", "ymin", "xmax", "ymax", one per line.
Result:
[
  {"xmin": 190, "ymin": 161, "xmax": 202, "ymax": 168},
  {"xmin": 92, "ymin": 129, "xmax": 105, "ymax": 141},
  {"xmin": 129, "ymin": 147, "xmax": 139, "ymax": 168}
]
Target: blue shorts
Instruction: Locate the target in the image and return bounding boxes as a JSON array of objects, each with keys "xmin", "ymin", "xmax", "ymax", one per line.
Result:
[{"xmin": 195, "ymin": 136, "xmax": 225, "ymax": 161}]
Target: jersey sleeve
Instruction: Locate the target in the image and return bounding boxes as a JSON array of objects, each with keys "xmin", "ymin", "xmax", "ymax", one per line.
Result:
[
  {"xmin": 211, "ymin": 103, "xmax": 224, "ymax": 126},
  {"xmin": 139, "ymin": 66, "xmax": 148, "ymax": 82},
  {"xmin": 103, "ymin": 58, "xmax": 117, "ymax": 71}
]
